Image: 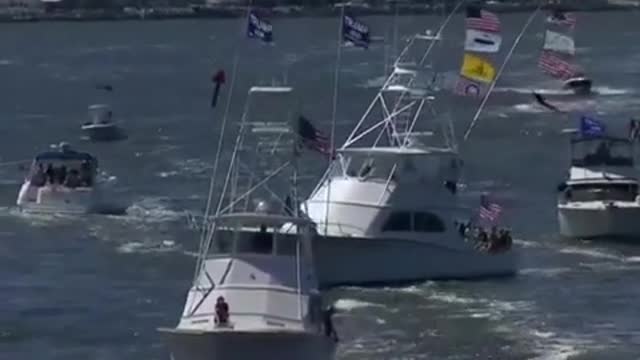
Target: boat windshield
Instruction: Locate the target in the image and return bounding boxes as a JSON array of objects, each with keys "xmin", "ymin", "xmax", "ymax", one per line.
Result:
[
  {"xmin": 564, "ymin": 182, "xmax": 638, "ymax": 202},
  {"xmin": 210, "ymin": 226, "xmax": 301, "ymax": 257},
  {"xmin": 571, "ymin": 138, "xmax": 633, "ymax": 167}
]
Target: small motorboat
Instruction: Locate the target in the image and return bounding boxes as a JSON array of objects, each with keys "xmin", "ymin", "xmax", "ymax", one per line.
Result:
[
  {"xmin": 563, "ymin": 76, "xmax": 593, "ymax": 96},
  {"xmin": 558, "ymin": 132, "xmax": 640, "ymax": 240},
  {"xmin": 81, "ymin": 104, "xmax": 125, "ymax": 142},
  {"xmin": 17, "ymin": 142, "xmax": 102, "ymax": 214}
]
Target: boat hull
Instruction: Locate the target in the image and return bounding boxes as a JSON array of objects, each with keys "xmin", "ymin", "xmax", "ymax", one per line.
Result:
[
  {"xmin": 161, "ymin": 329, "xmax": 336, "ymax": 360},
  {"xmin": 563, "ymin": 77, "xmax": 592, "ymax": 96},
  {"xmin": 313, "ymin": 234, "xmax": 517, "ymax": 287},
  {"xmin": 558, "ymin": 202, "xmax": 640, "ymax": 239},
  {"xmin": 81, "ymin": 123, "xmax": 124, "ymax": 141},
  {"xmin": 17, "ymin": 182, "xmax": 98, "ymax": 215}
]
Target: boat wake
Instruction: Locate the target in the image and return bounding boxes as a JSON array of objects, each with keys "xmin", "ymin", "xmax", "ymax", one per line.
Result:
[
  {"xmin": 558, "ymin": 246, "xmax": 625, "ymax": 261},
  {"xmin": 518, "ymin": 267, "xmax": 573, "ymax": 278},
  {"xmin": 161, "ymin": 158, "xmax": 212, "ymax": 180},
  {"xmin": 495, "ymin": 86, "xmax": 632, "ymax": 96},
  {"xmin": 334, "ymin": 298, "xmax": 384, "ymax": 312},
  {"xmin": 116, "ymin": 239, "xmax": 181, "ymax": 254},
  {"xmin": 123, "ymin": 196, "xmax": 184, "ymax": 223},
  {"xmin": 358, "ymin": 75, "xmax": 387, "ymax": 89}
]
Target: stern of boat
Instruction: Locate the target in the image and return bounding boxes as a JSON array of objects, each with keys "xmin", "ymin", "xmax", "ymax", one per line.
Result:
[
  {"xmin": 17, "ymin": 184, "xmax": 97, "ymax": 214},
  {"xmin": 558, "ymin": 201, "xmax": 640, "ymax": 239}
]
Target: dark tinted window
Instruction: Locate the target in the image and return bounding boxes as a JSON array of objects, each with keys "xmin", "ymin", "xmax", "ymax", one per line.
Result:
[
  {"xmin": 414, "ymin": 212, "xmax": 446, "ymax": 233},
  {"xmin": 382, "ymin": 211, "xmax": 412, "ymax": 231}
]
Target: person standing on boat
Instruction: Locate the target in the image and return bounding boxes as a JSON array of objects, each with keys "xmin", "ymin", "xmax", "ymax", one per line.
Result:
[
  {"xmin": 214, "ymin": 296, "xmax": 229, "ymax": 326},
  {"xmin": 31, "ymin": 164, "xmax": 46, "ymax": 187},
  {"xmin": 45, "ymin": 164, "xmax": 55, "ymax": 185},
  {"xmin": 323, "ymin": 305, "xmax": 338, "ymax": 341}
]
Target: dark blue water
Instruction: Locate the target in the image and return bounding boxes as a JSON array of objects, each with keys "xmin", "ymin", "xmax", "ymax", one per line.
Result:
[{"xmin": 1, "ymin": 11, "xmax": 640, "ymax": 360}]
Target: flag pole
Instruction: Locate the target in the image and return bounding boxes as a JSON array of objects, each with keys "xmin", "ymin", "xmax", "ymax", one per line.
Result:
[
  {"xmin": 324, "ymin": 3, "xmax": 345, "ymax": 236},
  {"xmin": 463, "ymin": 2, "xmax": 542, "ymax": 141}
]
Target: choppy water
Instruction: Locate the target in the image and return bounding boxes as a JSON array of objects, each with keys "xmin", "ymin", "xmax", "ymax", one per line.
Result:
[{"xmin": 1, "ymin": 11, "xmax": 640, "ymax": 360}]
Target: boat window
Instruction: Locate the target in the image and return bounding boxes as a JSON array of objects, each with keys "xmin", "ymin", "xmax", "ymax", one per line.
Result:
[
  {"xmin": 382, "ymin": 211, "xmax": 412, "ymax": 231},
  {"xmin": 572, "ymin": 139, "xmax": 633, "ymax": 167},
  {"xmin": 413, "ymin": 212, "xmax": 446, "ymax": 233},
  {"xmin": 566, "ymin": 183, "xmax": 638, "ymax": 202},
  {"xmin": 358, "ymin": 158, "xmax": 375, "ymax": 178},
  {"xmin": 236, "ymin": 225, "xmax": 274, "ymax": 254},
  {"xmin": 211, "ymin": 230, "xmax": 233, "ymax": 255},
  {"xmin": 276, "ymin": 236, "xmax": 298, "ymax": 256}
]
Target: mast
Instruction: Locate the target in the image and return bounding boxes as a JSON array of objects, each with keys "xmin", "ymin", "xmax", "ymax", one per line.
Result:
[{"xmin": 324, "ymin": 3, "xmax": 347, "ymax": 236}]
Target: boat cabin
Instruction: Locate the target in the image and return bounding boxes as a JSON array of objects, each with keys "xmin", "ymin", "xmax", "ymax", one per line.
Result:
[
  {"xmin": 27, "ymin": 143, "xmax": 97, "ymax": 188},
  {"xmin": 570, "ymin": 136, "xmax": 634, "ymax": 168},
  {"xmin": 86, "ymin": 104, "xmax": 113, "ymax": 125},
  {"xmin": 182, "ymin": 213, "xmax": 323, "ymax": 332},
  {"xmin": 335, "ymin": 146, "xmax": 460, "ymax": 185}
]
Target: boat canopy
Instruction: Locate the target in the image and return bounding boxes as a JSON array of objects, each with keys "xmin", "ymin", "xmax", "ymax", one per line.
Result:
[
  {"xmin": 34, "ymin": 145, "xmax": 97, "ymax": 166},
  {"xmin": 570, "ymin": 136, "xmax": 633, "ymax": 167}
]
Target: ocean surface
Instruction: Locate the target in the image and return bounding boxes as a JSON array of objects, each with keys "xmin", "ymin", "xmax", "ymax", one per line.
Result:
[{"xmin": 1, "ymin": 11, "xmax": 640, "ymax": 360}]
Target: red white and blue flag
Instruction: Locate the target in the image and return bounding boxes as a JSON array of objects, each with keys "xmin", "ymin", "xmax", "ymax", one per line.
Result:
[
  {"xmin": 466, "ymin": 6, "xmax": 500, "ymax": 33},
  {"xmin": 479, "ymin": 194, "xmax": 502, "ymax": 222},
  {"xmin": 297, "ymin": 116, "xmax": 331, "ymax": 156},
  {"xmin": 538, "ymin": 50, "xmax": 579, "ymax": 80}
]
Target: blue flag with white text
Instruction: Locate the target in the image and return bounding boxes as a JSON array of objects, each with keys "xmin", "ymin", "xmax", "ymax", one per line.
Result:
[
  {"xmin": 342, "ymin": 14, "xmax": 370, "ymax": 49},
  {"xmin": 247, "ymin": 11, "xmax": 273, "ymax": 43},
  {"xmin": 580, "ymin": 115, "xmax": 605, "ymax": 137}
]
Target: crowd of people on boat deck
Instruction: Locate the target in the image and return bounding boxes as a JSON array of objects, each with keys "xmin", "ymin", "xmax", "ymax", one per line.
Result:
[
  {"xmin": 29, "ymin": 161, "xmax": 93, "ymax": 188},
  {"xmin": 455, "ymin": 221, "xmax": 512, "ymax": 253}
]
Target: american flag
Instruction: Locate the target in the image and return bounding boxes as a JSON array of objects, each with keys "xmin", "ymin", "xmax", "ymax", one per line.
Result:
[
  {"xmin": 466, "ymin": 6, "xmax": 500, "ymax": 33},
  {"xmin": 547, "ymin": 10, "xmax": 576, "ymax": 28},
  {"xmin": 538, "ymin": 50, "xmax": 579, "ymax": 80},
  {"xmin": 479, "ymin": 195, "xmax": 502, "ymax": 222},
  {"xmin": 297, "ymin": 116, "xmax": 331, "ymax": 155}
]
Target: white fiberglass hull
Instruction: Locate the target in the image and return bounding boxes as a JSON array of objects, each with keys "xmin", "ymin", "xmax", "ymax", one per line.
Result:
[
  {"xmin": 17, "ymin": 182, "xmax": 98, "ymax": 215},
  {"xmin": 313, "ymin": 235, "xmax": 517, "ymax": 287},
  {"xmin": 558, "ymin": 201, "xmax": 640, "ymax": 239},
  {"xmin": 161, "ymin": 329, "xmax": 336, "ymax": 360},
  {"xmin": 81, "ymin": 123, "xmax": 124, "ymax": 141}
]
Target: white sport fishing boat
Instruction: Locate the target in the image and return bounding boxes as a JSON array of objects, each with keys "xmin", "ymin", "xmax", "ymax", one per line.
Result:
[
  {"xmin": 558, "ymin": 133, "xmax": 640, "ymax": 239},
  {"xmin": 17, "ymin": 142, "xmax": 102, "ymax": 214},
  {"xmin": 159, "ymin": 86, "xmax": 337, "ymax": 360},
  {"xmin": 81, "ymin": 104, "xmax": 124, "ymax": 141},
  {"xmin": 303, "ymin": 29, "xmax": 517, "ymax": 286}
]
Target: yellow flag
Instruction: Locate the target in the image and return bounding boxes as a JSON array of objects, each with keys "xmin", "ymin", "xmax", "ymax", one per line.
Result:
[{"xmin": 460, "ymin": 53, "xmax": 496, "ymax": 83}]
